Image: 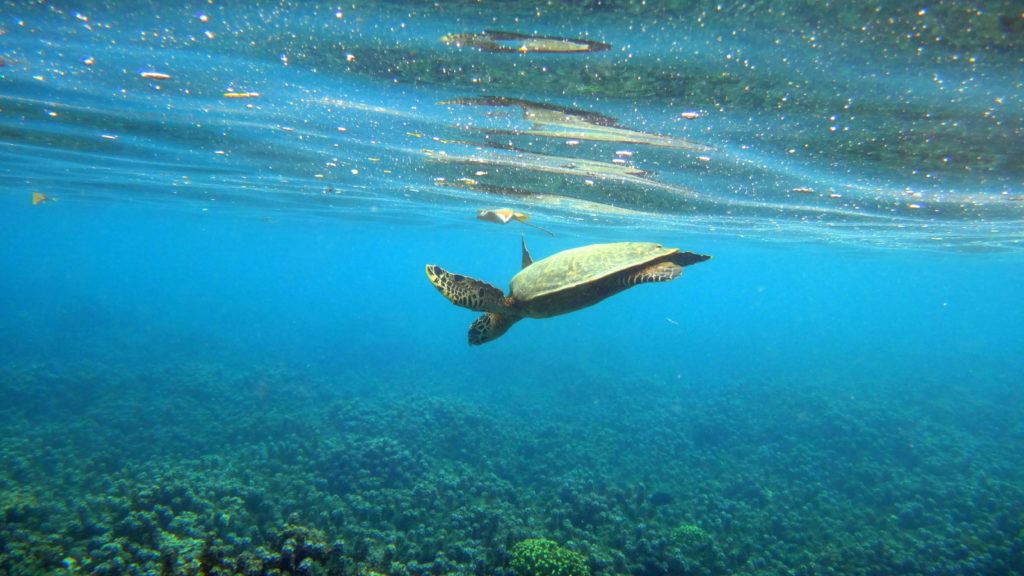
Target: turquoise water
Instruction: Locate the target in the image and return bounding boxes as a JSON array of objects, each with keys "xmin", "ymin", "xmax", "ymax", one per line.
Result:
[{"xmin": 2, "ymin": 2, "xmax": 1023, "ymax": 575}]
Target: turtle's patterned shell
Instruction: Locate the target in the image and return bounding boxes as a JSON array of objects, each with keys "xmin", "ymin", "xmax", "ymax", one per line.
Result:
[{"xmin": 510, "ymin": 242, "xmax": 677, "ymax": 302}]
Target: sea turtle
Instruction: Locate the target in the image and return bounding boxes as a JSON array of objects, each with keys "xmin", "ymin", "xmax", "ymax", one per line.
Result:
[{"xmin": 425, "ymin": 238, "xmax": 710, "ymax": 345}]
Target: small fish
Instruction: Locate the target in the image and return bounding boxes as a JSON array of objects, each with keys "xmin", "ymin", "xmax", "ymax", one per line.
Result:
[
  {"xmin": 139, "ymin": 71, "xmax": 171, "ymax": 79},
  {"xmin": 441, "ymin": 30, "xmax": 611, "ymax": 53},
  {"xmin": 32, "ymin": 192, "xmax": 56, "ymax": 205},
  {"xmin": 477, "ymin": 208, "xmax": 555, "ymax": 236},
  {"xmin": 224, "ymin": 91, "xmax": 260, "ymax": 98}
]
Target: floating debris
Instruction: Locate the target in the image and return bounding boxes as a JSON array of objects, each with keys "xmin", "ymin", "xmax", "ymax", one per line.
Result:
[
  {"xmin": 441, "ymin": 96, "xmax": 714, "ymax": 152},
  {"xmin": 478, "ymin": 208, "xmax": 527, "ymax": 224},
  {"xmin": 31, "ymin": 192, "xmax": 56, "ymax": 205},
  {"xmin": 441, "ymin": 30, "xmax": 611, "ymax": 53},
  {"xmin": 477, "ymin": 208, "xmax": 555, "ymax": 236}
]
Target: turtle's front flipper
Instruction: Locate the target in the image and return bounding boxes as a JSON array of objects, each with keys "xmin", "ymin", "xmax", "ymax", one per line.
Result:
[
  {"xmin": 468, "ymin": 313, "xmax": 520, "ymax": 345},
  {"xmin": 425, "ymin": 265, "xmax": 507, "ymax": 313}
]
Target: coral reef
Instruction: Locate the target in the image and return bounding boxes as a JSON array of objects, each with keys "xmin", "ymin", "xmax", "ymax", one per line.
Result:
[{"xmin": 1, "ymin": 360, "xmax": 1022, "ymax": 576}]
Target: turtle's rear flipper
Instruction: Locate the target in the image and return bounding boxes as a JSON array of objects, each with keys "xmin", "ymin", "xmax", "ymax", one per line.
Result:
[
  {"xmin": 623, "ymin": 261, "xmax": 684, "ymax": 286},
  {"xmin": 426, "ymin": 265, "xmax": 507, "ymax": 313},
  {"xmin": 623, "ymin": 251, "xmax": 711, "ymax": 286},
  {"xmin": 469, "ymin": 313, "xmax": 520, "ymax": 345},
  {"xmin": 671, "ymin": 251, "xmax": 712, "ymax": 267}
]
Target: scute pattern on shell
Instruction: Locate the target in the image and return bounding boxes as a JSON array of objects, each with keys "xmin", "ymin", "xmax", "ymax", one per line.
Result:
[{"xmin": 510, "ymin": 242, "xmax": 676, "ymax": 302}]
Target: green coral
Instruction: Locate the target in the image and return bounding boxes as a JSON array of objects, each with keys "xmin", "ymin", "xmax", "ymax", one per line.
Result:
[
  {"xmin": 510, "ymin": 539, "xmax": 590, "ymax": 576},
  {"xmin": 671, "ymin": 524, "xmax": 710, "ymax": 547}
]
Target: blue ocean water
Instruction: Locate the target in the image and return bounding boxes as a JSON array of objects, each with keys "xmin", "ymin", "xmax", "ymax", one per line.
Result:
[{"xmin": 2, "ymin": 2, "xmax": 1023, "ymax": 575}]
